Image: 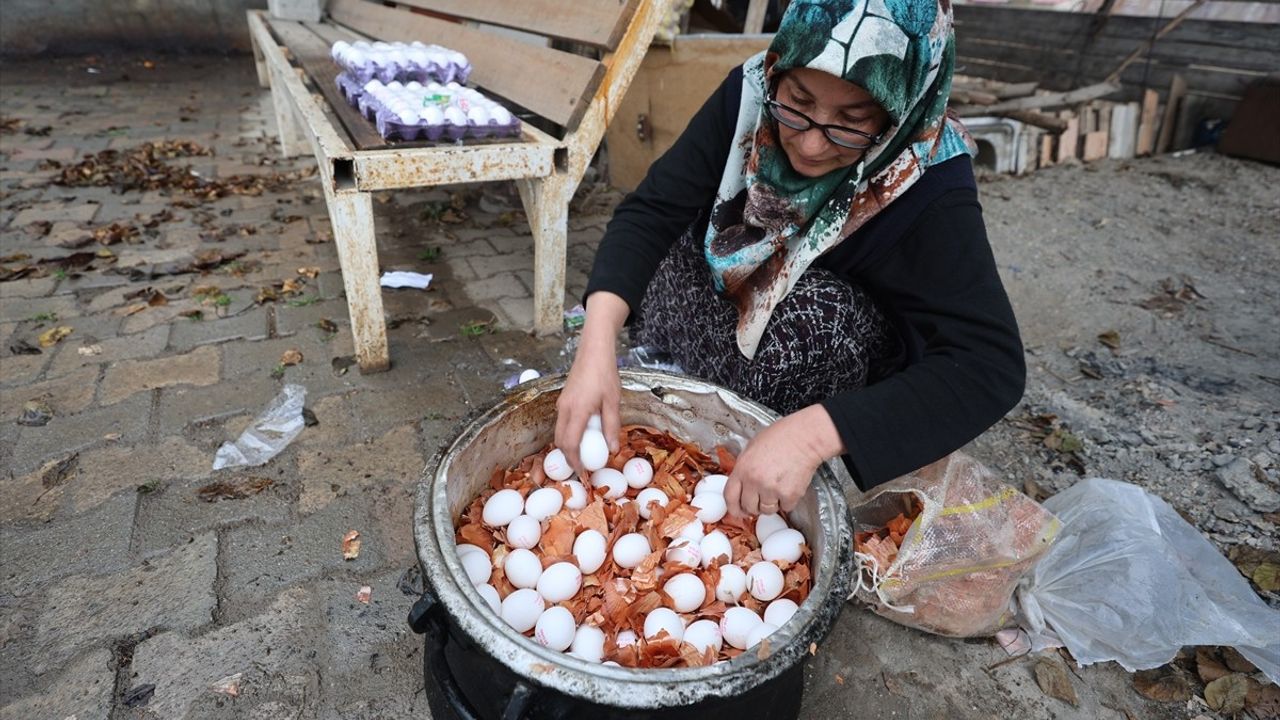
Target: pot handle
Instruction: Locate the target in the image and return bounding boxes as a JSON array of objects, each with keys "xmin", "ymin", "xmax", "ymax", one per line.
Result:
[{"xmin": 409, "ymin": 591, "xmax": 541, "ymax": 720}]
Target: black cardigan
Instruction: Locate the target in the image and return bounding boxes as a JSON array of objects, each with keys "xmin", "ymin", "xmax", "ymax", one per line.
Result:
[{"xmin": 585, "ymin": 66, "xmax": 1025, "ymax": 490}]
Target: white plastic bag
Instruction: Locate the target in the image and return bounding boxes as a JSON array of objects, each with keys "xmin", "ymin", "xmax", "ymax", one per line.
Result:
[
  {"xmin": 212, "ymin": 384, "xmax": 307, "ymax": 470},
  {"xmin": 1015, "ymin": 478, "xmax": 1280, "ymax": 684}
]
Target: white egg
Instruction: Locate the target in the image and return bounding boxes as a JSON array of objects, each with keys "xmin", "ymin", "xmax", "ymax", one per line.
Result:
[
  {"xmin": 691, "ymin": 493, "xmax": 727, "ymax": 524},
  {"xmin": 524, "ymin": 487, "xmax": 564, "ymax": 521},
  {"xmin": 585, "ymin": 413, "xmax": 602, "ymax": 430},
  {"xmin": 683, "ymin": 619, "xmax": 723, "ymax": 654},
  {"xmin": 492, "ymin": 107, "xmax": 513, "ymax": 125},
  {"xmin": 518, "ymin": 368, "xmax": 540, "ymax": 383},
  {"xmin": 533, "ymin": 606, "xmax": 576, "ymax": 651},
  {"xmin": 505, "ymin": 514, "xmax": 542, "ymax": 550},
  {"xmin": 695, "ymin": 474, "xmax": 729, "ymax": 495},
  {"xmin": 400, "ymin": 110, "xmax": 421, "ymax": 126},
  {"xmin": 482, "ymin": 489, "xmax": 523, "ymax": 527},
  {"xmin": 460, "ymin": 548, "xmax": 492, "ymax": 585},
  {"xmin": 746, "ymin": 621, "xmax": 779, "ymax": 649},
  {"xmin": 444, "ymin": 106, "xmax": 467, "ymax": 125},
  {"xmin": 562, "ymin": 480, "xmax": 588, "ymax": 510},
  {"xmin": 720, "ymin": 606, "xmax": 763, "ymax": 650},
  {"xmin": 537, "ymin": 562, "xmax": 582, "ymax": 603},
  {"xmin": 504, "ymin": 548, "xmax": 543, "ymax": 589},
  {"xmin": 423, "ymin": 106, "xmax": 444, "ymax": 124},
  {"xmin": 643, "ymin": 607, "xmax": 685, "ymax": 642},
  {"xmin": 468, "ymin": 106, "xmax": 490, "ymax": 124},
  {"xmin": 476, "ymin": 583, "xmax": 501, "ymax": 615},
  {"xmin": 615, "ymin": 629, "xmax": 638, "ymax": 648},
  {"xmin": 622, "ymin": 457, "xmax": 654, "ymax": 489},
  {"xmin": 761, "ymin": 528, "xmax": 806, "ymax": 564},
  {"xmin": 699, "ymin": 531, "xmax": 733, "ymax": 568},
  {"xmin": 590, "ymin": 468, "xmax": 627, "ymax": 499},
  {"xmin": 635, "ymin": 487, "xmax": 668, "ymax": 519},
  {"xmin": 573, "ymin": 530, "xmax": 607, "ymax": 574},
  {"xmin": 764, "ymin": 598, "xmax": 799, "ymax": 628},
  {"xmin": 602, "ymin": 660, "xmax": 621, "ymax": 667},
  {"xmin": 747, "ymin": 562, "xmax": 785, "ymax": 602},
  {"xmin": 716, "ymin": 564, "xmax": 748, "ymax": 604},
  {"xmin": 543, "ymin": 449, "xmax": 573, "ymax": 481},
  {"xmin": 755, "ymin": 513, "xmax": 789, "ymax": 542},
  {"xmin": 663, "ymin": 573, "xmax": 707, "ymax": 613},
  {"xmin": 387, "ymin": 80, "xmax": 403, "ymax": 90},
  {"xmin": 579, "ymin": 429, "xmax": 610, "ymax": 472},
  {"xmin": 611, "ymin": 533, "xmax": 651, "ymax": 569},
  {"xmin": 500, "ymin": 588, "xmax": 544, "ymax": 633},
  {"xmin": 570, "ymin": 624, "xmax": 606, "ymax": 663},
  {"xmin": 446, "ymin": 81, "xmax": 461, "ymax": 90},
  {"xmin": 677, "ymin": 519, "xmax": 705, "ymax": 544},
  {"xmin": 456, "ymin": 543, "xmax": 485, "ymax": 559},
  {"xmin": 664, "ymin": 538, "xmax": 701, "ymax": 569}
]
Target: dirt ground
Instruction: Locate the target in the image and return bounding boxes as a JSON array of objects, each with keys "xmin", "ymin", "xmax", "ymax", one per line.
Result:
[{"xmin": 0, "ymin": 54, "xmax": 1277, "ymax": 719}]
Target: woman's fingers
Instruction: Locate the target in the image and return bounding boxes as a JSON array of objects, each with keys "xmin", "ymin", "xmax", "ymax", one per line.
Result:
[
  {"xmin": 738, "ymin": 482, "xmax": 761, "ymax": 517},
  {"xmin": 724, "ymin": 475, "xmax": 744, "ymax": 518}
]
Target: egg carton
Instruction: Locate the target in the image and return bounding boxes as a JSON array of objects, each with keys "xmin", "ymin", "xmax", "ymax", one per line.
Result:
[
  {"xmin": 330, "ymin": 40, "xmax": 471, "ymax": 86},
  {"xmin": 355, "ymin": 79, "xmax": 522, "ymax": 143}
]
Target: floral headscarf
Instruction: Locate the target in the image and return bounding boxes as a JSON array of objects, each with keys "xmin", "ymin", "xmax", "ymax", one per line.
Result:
[{"xmin": 704, "ymin": 0, "xmax": 974, "ymax": 359}]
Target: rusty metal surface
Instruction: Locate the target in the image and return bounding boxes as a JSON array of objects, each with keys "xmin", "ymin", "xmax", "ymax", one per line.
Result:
[
  {"xmin": 414, "ymin": 369, "xmax": 855, "ymax": 709},
  {"xmin": 353, "ymin": 139, "xmax": 556, "ymax": 191}
]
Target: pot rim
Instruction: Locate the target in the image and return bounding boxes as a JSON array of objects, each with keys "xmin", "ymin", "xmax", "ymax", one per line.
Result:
[{"xmin": 413, "ymin": 369, "xmax": 853, "ymax": 708}]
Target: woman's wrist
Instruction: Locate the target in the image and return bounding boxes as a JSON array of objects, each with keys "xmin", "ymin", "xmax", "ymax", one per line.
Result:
[{"xmin": 793, "ymin": 404, "xmax": 846, "ymax": 462}]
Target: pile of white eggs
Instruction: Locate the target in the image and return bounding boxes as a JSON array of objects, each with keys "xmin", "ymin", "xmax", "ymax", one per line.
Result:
[
  {"xmin": 360, "ymin": 79, "xmax": 515, "ymax": 130},
  {"xmin": 455, "ymin": 416, "xmax": 810, "ymax": 665},
  {"xmin": 330, "ymin": 40, "xmax": 470, "ymax": 85}
]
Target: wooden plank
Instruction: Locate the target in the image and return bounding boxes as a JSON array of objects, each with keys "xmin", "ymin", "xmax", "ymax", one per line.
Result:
[
  {"xmin": 353, "ymin": 140, "xmax": 556, "ymax": 190},
  {"xmin": 323, "ymin": 188, "xmax": 390, "ymax": 373},
  {"xmin": 955, "ymin": 6, "xmax": 1279, "ymax": 52},
  {"xmin": 392, "ymin": 0, "xmax": 640, "ymax": 50},
  {"xmin": 1002, "ymin": 110, "xmax": 1069, "ymax": 132},
  {"xmin": 1056, "ymin": 113, "xmax": 1080, "ymax": 162},
  {"xmin": 955, "ymin": 82, "xmax": 1120, "ymax": 117},
  {"xmin": 1156, "ymin": 73, "xmax": 1187, "ymax": 153},
  {"xmin": 1136, "ymin": 88, "xmax": 1159, "ymax": 155},
  {"xmin": 1039, "ymin": 134, "xmax": 1055, "ymax": 169},
  {"xmin": 268, "ymin": 19, "xmax": 388, "ymax": 150},
  {"xmin": 329, "ymin": 0, "xmax": 606, "ymax": 129},
  {"xmin": 1106, "ymin": 0, "xmax": 1208, "ymax": 83},
  {"xmin": 744, "ymin": 0, "xmax": 769, "ymax": 34},
  {"xmin": 1083, "ymin": 103, "xmax": 1110, "ymax": 161}
]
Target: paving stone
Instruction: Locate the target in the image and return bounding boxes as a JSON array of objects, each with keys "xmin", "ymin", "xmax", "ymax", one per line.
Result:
[
  {"xmin": 274, "ymin": 297, "xmax": 350, "ymax": 336},
  {"xmin": 127, "ymin": 589, "xmax": 315, "ymax": 720},
  {"xmin": 0, "ymin": 456, "xmax": 68, "ymax": 524},
  {"xmin": 100, "ymin": 344, "xmax": 220, "ymax": 406},
  {"xmin": 0, "ymin": 365, "xmax": 98, "ymax": 422},
  {"xmin": 12, "ymin": 199, "xmax": 100, "ymax": 225},
  {"xmin": 298, "ymin": 424, "xmax": 421, "ymax": 515},
  {"xmin": 66, "ymin": 435, "xmax": 211, "ymax": 514},
  {"xmin": 0, "ymin": 276, "xmax": 57, "ymax": 300},
  {"xmin": 495, "ymin": 296, "xmax": 536, "ymax": 330},
  {"xmin": 222, "ymin": 493, "xmax": 386, "ymax": 622},
  {"xmin": 155, "ymin": 371, "xmax": 278, "ymax": 430},
  {"xmin": 468, "ymin": 251, "xmax": 533, "ymax": 276},
  {"xmin": 0, "ymin": 490, "xmax": 134, "ymax": 596},
  {"xmin": 0, "ymin": 349, "xmax": 49, "ymax": 386},
  {"xmin": 134, "ymin": 469, "xmax": 294, "ymax": 558},
  {"xmin": 8, "ymin": 392, "xmax": 152, "ymax": 475},
  {"xmin": 457, "ymin": 272, "xmax": 525, "ymax": 303},
  {"xmin": 46, "ymin": 323, "xmax": 170, "ymax": 378},
  {"xmin": 118, "ymin": 297, "xmax": 207, "ymax": 334},
  {"xmin": 0, "ymin": 648, "xmax": 114, "ymax": 720},
  {"xmin": 31, "ymin": 534, "xmax": 217, "ymax": 676},
  {"xmin": 167, "ymin": 305, "xmax": 270, "ymax": 351},
  {"xmin": 0, "ymin": 294, "xmax": 80, "ymax": 323}
]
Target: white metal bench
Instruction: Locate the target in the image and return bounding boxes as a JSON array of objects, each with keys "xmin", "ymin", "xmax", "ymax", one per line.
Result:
[{"xmin": 247, "ymin": 0, "xmax": 668, "ymax": 372}]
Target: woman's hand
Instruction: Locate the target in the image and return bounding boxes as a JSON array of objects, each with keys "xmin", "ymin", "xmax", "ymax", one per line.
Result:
[
  {"xmin": 724, "ymin": 404, "xmax": 845, "ymax": 517},
  {"xmin": 555, "ymin": 292, "xmax": 631, "ymax": 475}
]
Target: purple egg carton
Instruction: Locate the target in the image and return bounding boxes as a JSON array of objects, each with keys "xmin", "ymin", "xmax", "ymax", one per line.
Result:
[
  {"xmin": 330, "ymin": 41, "xmax": 471, "ymax": 87},
  {"xmin": 372, "ymin": 106, "xmax": 522, "ymax": 143}
]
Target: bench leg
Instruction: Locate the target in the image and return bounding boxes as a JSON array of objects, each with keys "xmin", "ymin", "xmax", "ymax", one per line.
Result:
[
  {"xmin": 324, "ymin": 188, "xmax": 390, "ymax": 373},
  {"xmin": 266, "ymin": 63, "xmax": 308, "ymax": 159},
  {"xmin": 517, "ymin": 175, "xmax": 569, "ymax": 336},
  {"xmin": 250, "ymin": 30, "xmax": 270, "ymax": 88}
]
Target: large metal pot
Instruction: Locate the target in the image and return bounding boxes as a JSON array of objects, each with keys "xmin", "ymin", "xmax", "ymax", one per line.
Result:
[{"xmin": 411, "ymin": 369, "xmax": 855, "ymax": 719}]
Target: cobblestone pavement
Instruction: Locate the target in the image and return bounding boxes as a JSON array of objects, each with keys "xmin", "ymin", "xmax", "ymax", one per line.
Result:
[{"xmin": 2, "ymin": 56, "xmax": 1184, "ymax": 720}]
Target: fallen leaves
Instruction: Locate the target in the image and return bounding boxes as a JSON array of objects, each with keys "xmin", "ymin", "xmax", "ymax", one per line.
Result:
[
  {"xmin": 280, "ymin": 349, "xmax": 303, "ymax": 366},
  {"xmin": 17, "ymin": 399, "xmax": 54, "ymax": 427},
  {"xmin": 1097, "ymin": 329, "xmax": 1121, "ymax": 351},
  {"xmin": 196, "ymin": 476, "xmax": 273, "ymax": 502},
  {"xmin": 1204, "ymin": 673, "xmax": 1249, "ymax": 714},
  {"xmin": 1132, "ymin": 665, "xmax": 1193, "ymax": 703},
  {"xmin": 209, "ymin": 673, "xmax": 242, "ymax": 698},
  {"xmin": 342, "ymin": 530, "xmax": 362, "ymax": 560},
  {"xmin": 37, "ymin": 326, "xmax": 73, "ymax": 347},
  {"xmin": 1228, "ymin": 545, "xmax": 1280, "ymax": 593},
  {"xmin": 1033, "ymin": 657, "xmax": 1078, "ymax": 706},
  {"xmin": 297, "ymin": 266, "xmax": 320, "ymax": 279},
  {"xmin": 1139, "ymin": 276, "xmax": 1205, "ymax": 318},
  {"xmin": 356, "ymin": 586, "xmax": 372, "ymax": 604}
]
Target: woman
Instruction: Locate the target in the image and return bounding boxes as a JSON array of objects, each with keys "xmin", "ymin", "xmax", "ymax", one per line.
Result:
[{"xmin": 556, "ymin": 0, "xmax": 1025, "ymax": 518}]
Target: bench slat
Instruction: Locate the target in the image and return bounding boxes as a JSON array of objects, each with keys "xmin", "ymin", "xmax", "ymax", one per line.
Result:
[
  {"xmin": 393, "ymin": 0, "xmax": 641, "ymax": 51},
  {"xmin": 268, "ymin": 19, "xmax": 389, "ymax": 150},
  {"xmin": 328, "ymin": 0, "xmax": 605, "ymax": 129}
]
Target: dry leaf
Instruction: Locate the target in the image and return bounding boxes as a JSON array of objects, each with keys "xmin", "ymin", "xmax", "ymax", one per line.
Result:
[
  {"xmin": 77, "ymin": 344, "xmax": 103, "ymax": 356},
  {"xmin": 1246, "ymin": 680, "xmax": 1280, "ymax": 719},
  {"xmin": 356, "ymin": 585, "xmax": 372, "ymax": 604},
  {"xmin": 281, "ymin": 278, "xmax": 305, "ymax": 294},
  {"xmin": 297, "ymin": 266, "xmax": 320, "ymax": 279},
  {"xmin": 37, "ymin": 326, "xmax": 73, "ymax": 347},
  {"xmin": 316, "ymin": 318, "xmax": 338, "ymax": 334},
  {"xmin": 1220, "ymin": 647, "xmax": 1257, "ymax": 674},
  {"xmin": 210, "ymin": 673, "xmax": 242, "ymax": 697},
  {"xmin": 115, "ymin": 303, "xmax": 148, "ymax": 316},
  {"xmin": 1034, "ymin": 657, "xmax": 1078, "ymax": 706},
  {"xmin": 280, "ymin": 349, "xmax": 303, "ymax": 366},
  {"xmin": 1097, "ymin": 329, "xmax": 1121, "ymax": 350},
  {"xmin": 342, "ymin": 530, "xmax": 361, "ymax": 560},
  {"xmin": 1204, "ymin": 673, "xmax": 1249, "ymax": 714},
  {"xmin": 196, "ymin": 476, "xmax": 273, "ymax": 502},
  {"xmin": 1196, "ymin": 647, "xmax": 1230, "ymax": 684},
  {"xmin": 1132, "ymin": 665, "xmax": 1192, "ymax": 702}
]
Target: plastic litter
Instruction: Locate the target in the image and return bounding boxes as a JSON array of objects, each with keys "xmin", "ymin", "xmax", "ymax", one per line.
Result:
[
  {"xmin": 1015, "ymin": 478, "xmax": 1280, "ymax": 684},
  {"xmin": 380, "ymin": 271, "xmax": 433, "ymax": 290},
  {"xmin": 563, "ymin": 304, "xmax": 585, "ymax": 330},
  {"xmin": 212, "ymin": 384, "xmax": 307, "ymax": 470},
  {"xmin": 620, "ymin": 345, "xmax": 683, "ymax": 374}
]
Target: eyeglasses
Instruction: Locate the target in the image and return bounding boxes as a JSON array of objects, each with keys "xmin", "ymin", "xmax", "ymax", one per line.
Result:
[{"xmin": 765, "ymin": 99, "xmax": 883, "ymax": 150}]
